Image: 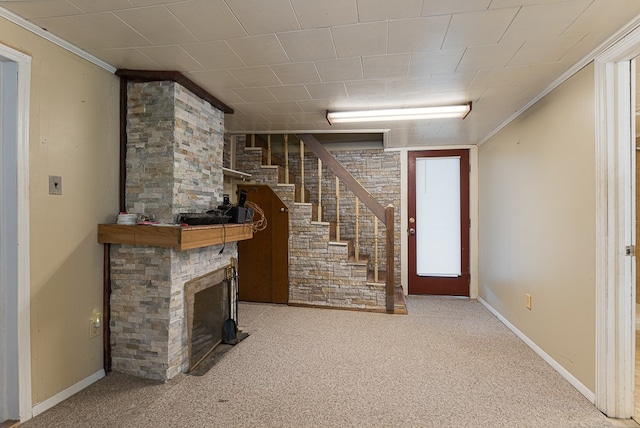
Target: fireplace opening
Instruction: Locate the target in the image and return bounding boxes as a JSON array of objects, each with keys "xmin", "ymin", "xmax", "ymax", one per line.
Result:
[{"xmin": 185, "ymin": 259, "xmax": 237, "ymax": 372}]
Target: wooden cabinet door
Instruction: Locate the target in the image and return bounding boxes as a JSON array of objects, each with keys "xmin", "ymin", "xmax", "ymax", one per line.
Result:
[{"xmin": 237, "ymin": 184, "xmax": 289, "ymax": 303}]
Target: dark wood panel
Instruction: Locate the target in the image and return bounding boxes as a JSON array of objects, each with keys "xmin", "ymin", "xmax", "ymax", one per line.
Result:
[{"xmin": 237, "ymin": 184, "xmax": 289, "ymax": 304}]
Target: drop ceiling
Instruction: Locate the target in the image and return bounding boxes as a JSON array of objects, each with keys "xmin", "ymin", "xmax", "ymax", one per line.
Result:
[{"xmin": 1, "ymin": 0, "xmax": 640, "ymax": 147}]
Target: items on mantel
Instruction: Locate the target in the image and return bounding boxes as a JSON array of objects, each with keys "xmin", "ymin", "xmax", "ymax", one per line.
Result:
[{"xmin": 97, "ymin": 223, "xmax": 252, "ymax": 251}]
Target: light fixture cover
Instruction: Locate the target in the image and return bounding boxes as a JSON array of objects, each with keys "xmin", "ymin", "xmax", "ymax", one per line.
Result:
[{"xmin": 326, "ymin": 103, "xmax": 471, "ymax": 124}]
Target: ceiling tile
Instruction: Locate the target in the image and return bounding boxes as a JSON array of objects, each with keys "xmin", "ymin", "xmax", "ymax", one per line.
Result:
[
  {"xmin": 562, "ymin": 0, "xmax": 640, "ymax": 38},
  {"xmin": 232, "ymin": 87, "xmax": 278, "ymax": 103},
  {"xmin": 225, "ymin": 0, "xmax": 299, "ymax": 35},
  {"xmin": 68, "ymin": 0, "xmax": 135, "ymax": 14},
  {"xmin": 388, "ymin": 16, "xmax": 450, "ymax": 53},
  {"xmin": 0, "ymin": 1, "xmax": 83, "ymax": 19},
  {"xmin": 305, "ymin": 82, "xmax": 348, "ymax": 100},
  {"xmin": 331, "ymin": 22, "xmax": 387, "ymax": 58},
  {"xmin": 66, "ymin": 12, "xmax": 152, "ymax": 48},
  {"xmin": 385, "ymin": 78, "xmax": 430, "ymax": 96},
  {"xmin": 89, "ymin": 48, "xmax": 160, "ymax": 70},
  {"xmin": 270, "ymin": 63, "xmax": 321, "ymax": 85},
  {"xmin": 345, "ymin": 80, "xmax": 386, "ymax": 98},
  {"xmin": 277, "ymin": 29, "xmax": 336, "ymax": 62},
  {"xmin": 267, "ymin": 85, "xmax": 311, "ymax": 102},
  {"xmin": 409, "ymin": 50, "xmax": 465, "ymax": 76},
  {"xmin": 362, "ymin": 54, "xmax": 411, "ymax": 79},
  {"xmin": 234, "ymin": 103, "xmax": 271, "ymax": 115},
  {"xmin": 510, "ymin": 61, "xmax": 574, "ymax": 93},
  {"xmin": 356, "ymin": 0, "xmax": 423, "ymax": 22},
  {"xmin": 442, "ymin": 8, "xmax": 519, "ymax": 49},
  {"xmin": 456, "ymin": 42, "xmax": 523, "ymax": 73},
  {"xmin": 227, "ymin": 35, "xmax": 290, "ymax": 66},
  {"xmin": 228, "ymin": 66, "xmax": 281, "ymax": 87},
  {"xmin": 507, "ymin": 34, "xmax": 584, "ymax": 67},
  {"xmin": 489, "ymin": 0, "xmax": 566, "ymax": 8},
  {"xmin": 259, "ymin": 113, "xmax": 296, "ymax": 122},
  {"xmin": 290, "ymin": 0, "xmax": 358, "ymax": 29},
  {"xmin": 500, "ymin": 1, "xmax": 592, "ymax": 44},
  {"xmin": 263, "ymin": 101, "xmax": 304, "ymax": 114},
  {"xmin": 166, "ymin": 0, "xmax": 247, "ymax": 42},
  {"xmin": 32, "ymin": 16, "xmax": 110, "ymax": 50},
  {"xmin": 470, "ymin": 66, "xmax": 529, "ymax": 89},
  {"xmin": 208, "ymin": 88, "xmax": 246, "ymax": 105},
  {"xmin": 290, "ymin": 111, "xmax": 328, "ymax": 123},
  {"xmin": 297, "ymin": 99, "xmax": 334, "ymax": 113},
  {"xmin": 114, "ymin": 6, "xmax": 197, "ymax": 45},
  {"xmin": 129, "ymin": 0, "xmax": 186, "ymax": 5},
  {"xmin": 136, "ymin": 45, "xmax": 204, "ymax": 71},
  {"xmin": 314, "ymin": 58, "xmax": 363, "ymax": 82},
  {"xmin": 557, "ymin": 33, "xmax": 596, "ymax": 63},
  {"xmin": 428, "ymin": 71, "xmax": 477, "ymax": 92},
  {"xmin": 187, "ymin": 69, "xmax": 243, "ymax": 90},
  {"xmin": 181, "ymin": 41, "xmax": 245, "ymax": 70},
  {"xmin": 421, "ymin": 0, "xmax": 491, "ymax": 16}
]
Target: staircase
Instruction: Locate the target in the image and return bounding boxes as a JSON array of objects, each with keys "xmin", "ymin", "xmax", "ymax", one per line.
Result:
[{"xmin": 234, "ymin": 134, "xmax": 407, "ymax": 314}]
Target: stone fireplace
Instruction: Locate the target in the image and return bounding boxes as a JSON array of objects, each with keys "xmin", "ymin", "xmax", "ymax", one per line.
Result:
[{"xmin": 107, "ymin": 79, "xmax": 241, "ymax": 381}]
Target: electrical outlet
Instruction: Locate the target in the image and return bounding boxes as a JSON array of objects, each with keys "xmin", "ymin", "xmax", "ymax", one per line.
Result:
[
  {"xmin": 89, "ymin": 314, "xmax": 101, "ymax": 339},
  {"xmin": 526, "ymin": 293, "xmax": 532, "ymax": 310}
]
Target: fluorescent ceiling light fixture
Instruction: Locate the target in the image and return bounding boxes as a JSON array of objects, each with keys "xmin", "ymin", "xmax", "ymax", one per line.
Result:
[{"xmin": 326, "ymin": 103, "xmax": 471, "ymax": 124}]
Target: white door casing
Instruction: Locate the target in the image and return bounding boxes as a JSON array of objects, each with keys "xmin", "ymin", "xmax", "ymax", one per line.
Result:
[{"xmin": 594, "ymin": 28, "xmax": 640, "ymax": 418}]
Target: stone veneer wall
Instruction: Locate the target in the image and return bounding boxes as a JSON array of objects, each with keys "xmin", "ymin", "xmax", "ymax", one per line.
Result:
[
  {"xmin": 110, "ymin": 80, "xmax": 231, "ymax": 380},
  {"xmin": 284, "ymin": 147, "xmax": 401, "ymax": 277},
  {"xmin": 110, "ymin": 244, "xmax": 236, "ymax": 380},
  {"xmin": 126, "ymin": 81, "xmax": 224, "ymax": 222},
  {"xmin": 234, "ymin": 136, "xmax": 401, "ymax": 310}
]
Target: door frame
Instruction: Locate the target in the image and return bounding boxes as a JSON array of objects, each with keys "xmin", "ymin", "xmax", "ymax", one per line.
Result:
[
  {"xmin": 407, "ymin": 149, "xmax": 470, "ymax": 296},
  {"xmin": 0, "ymin": 43, "xmax": 32, "ymax": 422},
  {"xmin": 594, "ymin": 24, "xmax": 640, "ymax": 418},
  {"xmin": 391, "ymin": 145, "xmax": 478, "ymax": 299}
]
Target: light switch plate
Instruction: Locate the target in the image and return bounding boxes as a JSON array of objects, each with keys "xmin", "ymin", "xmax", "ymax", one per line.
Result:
[{"xmin": 49, "ymin": 175, "xmax": 62, "ymax": 195}]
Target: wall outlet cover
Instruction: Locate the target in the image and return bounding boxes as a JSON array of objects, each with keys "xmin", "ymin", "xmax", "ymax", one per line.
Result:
[{"xmin": 49, "ymin": 175, "xmax": 62, "ymax": 195}]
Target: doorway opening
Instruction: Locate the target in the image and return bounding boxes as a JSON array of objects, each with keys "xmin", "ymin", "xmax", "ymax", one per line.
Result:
[{"xmin": 0, "ymin": 44, "xmax": 32, "ymax": 424}]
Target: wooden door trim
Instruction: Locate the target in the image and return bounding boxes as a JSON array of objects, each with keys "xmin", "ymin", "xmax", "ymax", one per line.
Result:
[{"xmin": 407, "ymin": 149, "xmax": 470, "ymax": 296}]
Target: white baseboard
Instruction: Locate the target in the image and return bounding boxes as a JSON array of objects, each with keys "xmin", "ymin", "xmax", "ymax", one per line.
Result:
[
  {"xmin": 31, "ymin": 369, "xmax": 105, "ymax": 418},
  {"xmin": 477, "ymin": 297, "xmax": 595, "ymax": 404}
]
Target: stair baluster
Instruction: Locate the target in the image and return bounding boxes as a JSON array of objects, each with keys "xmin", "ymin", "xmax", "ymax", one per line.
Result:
[
  {"xmin": 374, "ymin": 216, "xmax": 379, "ymax": 282},
  {"xmin": 300, "ymin": 139, "xmax": 305, "ymax": 203},
  {"xmin": 317, "ymin": 158, "xmax": 322, "ymax": 222},
  {"xmin": 284, "ymin": 134, "xmax": 289, "ymax": 184},
  {"xmin": 355, "ymin": 196, "xmax": 360, "ymax": 262},
  {"xmin": 335, "ymin": 176, "xmax": 340, "ymax": 241},
  {"xmin": 267, "ymin": 134, "xmax": 272, "ymax": 166}
]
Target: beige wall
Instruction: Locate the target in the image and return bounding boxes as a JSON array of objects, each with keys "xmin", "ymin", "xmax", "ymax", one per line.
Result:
[
  {"xmin": 478, "ymin": 64, "xmax": 596, "ymax": 391},
  {"xmin": 0, "ymin": 17, "xmax": 120, "ymax": 404}
]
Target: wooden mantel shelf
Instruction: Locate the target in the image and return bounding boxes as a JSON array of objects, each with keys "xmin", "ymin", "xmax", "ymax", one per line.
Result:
[{"xmin": 98, "ymin": 223, "xmax": 253, "ymax": 250}]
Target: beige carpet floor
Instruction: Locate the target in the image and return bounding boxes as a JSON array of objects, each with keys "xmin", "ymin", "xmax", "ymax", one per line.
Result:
[{"xmin": 20, "ymin": 296, "xmax": 629, "ymax": 427}]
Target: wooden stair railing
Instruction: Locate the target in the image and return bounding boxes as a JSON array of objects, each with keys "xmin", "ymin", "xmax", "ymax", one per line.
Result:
[{"xmin": 297, "ymin": 133, "xmax": 395, "ymax": 313}]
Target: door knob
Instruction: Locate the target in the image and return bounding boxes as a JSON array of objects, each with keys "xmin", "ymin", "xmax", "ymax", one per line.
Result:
[
  {"xmin": 280, "ymin": 207, "xmax": 288, "ymax": 212},
  {"xmin": 408, "ymin": 228, "xmax": 416, "ymax": 235}
]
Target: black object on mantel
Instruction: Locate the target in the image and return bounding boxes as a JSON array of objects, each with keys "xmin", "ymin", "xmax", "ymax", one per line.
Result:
[
  {"xmin": 177, "ymin": 211, "xmax": 229, "ymax": 225},
  {"xmin": 217, "ymin": 190, "xmax": 254, "ymax": 224}
]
